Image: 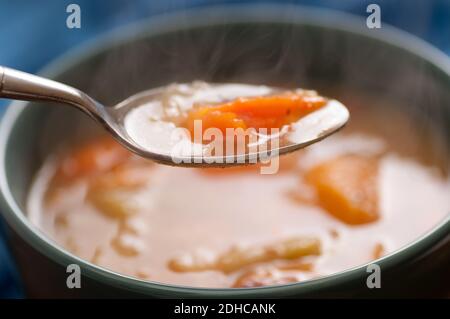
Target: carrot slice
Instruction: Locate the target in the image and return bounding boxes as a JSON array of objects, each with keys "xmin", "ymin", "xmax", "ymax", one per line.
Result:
[
  {"xmin": 185, "ymin": 109, "xmax": 247, "ymax": 137},
  {"xmin": 182, "ymin": 91, "xmax": 327, "ymax": 141}
]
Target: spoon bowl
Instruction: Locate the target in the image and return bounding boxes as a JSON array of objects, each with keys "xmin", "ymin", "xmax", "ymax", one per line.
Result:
[{"xmin": 0, "ymin": 66, "xmax": 349, "ymax": 167}]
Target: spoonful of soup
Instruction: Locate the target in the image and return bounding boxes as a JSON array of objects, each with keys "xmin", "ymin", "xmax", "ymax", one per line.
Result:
[{"xmin": 0, "ymin": 66, "xmax": 349, "ymax": 167}]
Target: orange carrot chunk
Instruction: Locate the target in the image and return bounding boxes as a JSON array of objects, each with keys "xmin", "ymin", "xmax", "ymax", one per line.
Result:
[
  {"xmin": 185, "ymin": 109, "xmax": 247, "ymax": 137},
  {"xmin": 305, "ymin": 154, "xmax": 380, "ymax": 225},
  {"xmin": 183, "ymin": 91, "xmax": 327, "ymax": 141},
  {"xmin": 55, "ymin": 137, "xmax": 131, "ymax": 181}
]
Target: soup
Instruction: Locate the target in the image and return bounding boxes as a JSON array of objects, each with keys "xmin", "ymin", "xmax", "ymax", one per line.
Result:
[{"xmin": 27, "ymin": 90, "xmax": 449, "ymax": 288}]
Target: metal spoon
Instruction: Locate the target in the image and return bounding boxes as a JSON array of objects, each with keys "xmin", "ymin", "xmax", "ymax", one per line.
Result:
[{"xmin": 0, "ymin": 66, "xmax": 349, "ymax": 167}]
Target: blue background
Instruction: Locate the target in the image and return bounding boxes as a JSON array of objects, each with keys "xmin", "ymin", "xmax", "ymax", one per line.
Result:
[{"xmin": 0, "ymin": 0, "xmax": 449, "ymax": 298}]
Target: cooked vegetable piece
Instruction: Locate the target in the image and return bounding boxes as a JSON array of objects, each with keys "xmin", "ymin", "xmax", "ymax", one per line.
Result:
[
  {"xmin": 277, "ymin": 261, "xmax": 313, "ymax": 271},
  {"xmin": 305, "ymin": 154, "xmax": 379, "ymax": 225},
  {"xmin": 185, "ymin": 109, "xmax": 247, "ymax": 136},
  {"xmin": 232, "ymin": 268, "xmax": 300, "ymax": 288},
  {"xmin": 372, "ymin": 243, "xmax": 385, "ymax": 259},
  {"xmin": 54, "ymin": 137, "xmax": 130, "ymax": 181},
  {"xmin": 233, "ymin": 261, "xmax": 314, "ymax": 287},
  {"xmin": 183, "ymin": 91, "xmax": 327, "ymax": 140},
  {"xmin": 86, "ymin": 164, "xmax": 151, "ymax": 219},
  {"xmin": 87, "ymin": 189, "xmax": 139, "ymax": 219},
  {"xmin": 111, "ymin": 233, "xmax": 143, "ymax": 257},
  {"xmin": 168, "ymin": 237, "xmax": 321, "ymax": 273},
  {"xmin": 89, "ymin": 164, "xmax": 151, "ymax": 190}
]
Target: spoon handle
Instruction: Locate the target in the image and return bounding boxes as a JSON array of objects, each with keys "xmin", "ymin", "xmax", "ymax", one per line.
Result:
[{"xmin": 0, "ymin": 66, "xmax": 99, "ymax": 115}]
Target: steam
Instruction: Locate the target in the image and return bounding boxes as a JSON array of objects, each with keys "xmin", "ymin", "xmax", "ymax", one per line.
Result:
[{"xmin": 66, "ymin": 4, "xmax": 448, "ymax": 174}]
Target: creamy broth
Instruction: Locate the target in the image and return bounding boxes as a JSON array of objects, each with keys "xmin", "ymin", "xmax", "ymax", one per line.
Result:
[{"xmin": 27, "ymin": 92, "xmax": 449, "ymax": 288}]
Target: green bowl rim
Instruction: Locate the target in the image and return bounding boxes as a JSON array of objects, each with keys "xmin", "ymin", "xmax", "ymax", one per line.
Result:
[{"xmin": 0, "ymin": 4, "xmax": 449, "ymax": 297}]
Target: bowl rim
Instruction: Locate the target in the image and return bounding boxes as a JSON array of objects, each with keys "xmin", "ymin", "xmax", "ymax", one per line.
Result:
[{"xmin": 0, "ymin": 4, "xmax": 449, "ymax": 297}]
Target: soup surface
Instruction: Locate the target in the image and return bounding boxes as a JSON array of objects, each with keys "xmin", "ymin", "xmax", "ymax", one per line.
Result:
[{"xmin": 28, "ymin": 89, "xmax": 449, "ymax": 288}]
